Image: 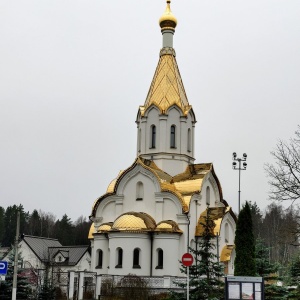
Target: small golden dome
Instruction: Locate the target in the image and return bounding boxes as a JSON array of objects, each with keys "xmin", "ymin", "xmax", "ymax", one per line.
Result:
[
  {"xmin": 112, "ymin": 212, "xmax": 156, "ymax": 231},
  {"xmin": 159, "ymin": 0, "xmax": 177, "ymax": 30},
  {"xmin": 98, "ymin": 222, "xmax": 113, "ymax": 232},
  {"xmin": 155, "ymin": 220, "xmax": 183, "ymax": 233}
]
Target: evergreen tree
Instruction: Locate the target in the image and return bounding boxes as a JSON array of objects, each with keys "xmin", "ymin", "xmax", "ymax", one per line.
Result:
[
  {"xmin": 169, "ymin": 208, "xmax": 224, "ymax": 300},
  {"xmin": 2, "ymin": 204, "xmax": 29, "ymax": 247},
  {"xmin": 0, "ymin": 206, "xmax": 5, "ymax": 243},
  {"xmin": 286, "ymin": 254, "xmax": 300, "ymax": 299},
  {"xmin": 234, "ymin": 201, "xmax": 256, "ymax": 276},
  {"xmin": 37, "ymin": 271, "xmax": 55, "ymax": 300},
  {"xmin": 256, "ymin": 238, "xmax": 278, "ymax": 278},
  {"xmin": 28, "ymin": 209, "xmax": 41, "ymax": 236},
  {"xmin": 0, "ymin": 249, "xmax": 31, "ymax": 299},
  {"xmin": 54, "ymin": 214, "xmax": 75, "ymax": 245},
  {"xmin": 249, "ymin": 201, "xmax": 263, "ymax": 240},
  {"xmin": 255, "ymin": 239, "xmax": 288, "ymax": 299}
]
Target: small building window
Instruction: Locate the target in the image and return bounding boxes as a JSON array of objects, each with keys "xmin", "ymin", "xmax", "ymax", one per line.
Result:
[
  {"xmin": 225, "ymin": 223, "xmax": 229, "ymax": 243},
  {"xmin": 116, "ymin": 248, "xmax": 123, "ymax": 268},
  {"xmin": 150, "ymin": 125, "xmax": 156, "ymax": 148},
  {"xmin": 133, "ymin": 248, "xmax": 141, "ymax": 269},
  {"xmin": 136, "ymin": 181, "xmax": 144, "ymax": 201},
  {"xmin": 187, "ymin": 128, "xmax": 191, "ymax": 152},
  {"xmin": 170, "ymin": 125, "xmax": 176, "ymax": 148},
  {"xmin": 156, "ymin": 248, "xmax": 163, "ymax": 269},
  {"xmin": 138, "ymin": 128, "xmax": 141, "ymax": 152},
  {"xmin": 206, "ymin": 186, "xmax": 210, "ymax": 206},
  {"xmin": 97, "ymin": 249, "xmax": 103, "ymax": 268}
]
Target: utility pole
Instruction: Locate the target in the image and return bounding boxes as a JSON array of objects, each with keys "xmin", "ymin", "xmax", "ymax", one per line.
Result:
[
  {"xmin": 12, "ymin": 211, "xmax": 20, "ymax": 300},
  {"xmin": 232, "ymin": 152, "xmax": 248, "ymax": 214}
]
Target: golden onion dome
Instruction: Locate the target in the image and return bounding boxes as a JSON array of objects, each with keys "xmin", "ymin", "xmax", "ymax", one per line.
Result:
[
  {"xmin": 159, "ymin": 0, "xmax": 177, "ymax": 30},
  {"xmin": 112, "ymin": 212, "xmax": 156, "ymax": 231}
]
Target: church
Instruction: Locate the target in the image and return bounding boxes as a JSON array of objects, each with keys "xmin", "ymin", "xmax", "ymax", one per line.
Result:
[{"xmin": 88, "ymin": 0, "xmax": 236, "ymax": 277}]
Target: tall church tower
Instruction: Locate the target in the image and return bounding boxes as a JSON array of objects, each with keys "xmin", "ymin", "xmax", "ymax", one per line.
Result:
[{"xmin": 136, "ymin": 1, "xmax": 196, "ymax": 176}]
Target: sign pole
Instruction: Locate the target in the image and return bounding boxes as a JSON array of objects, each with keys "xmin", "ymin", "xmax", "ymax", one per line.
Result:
[
  {"xmin": 12, "ymin": 211, "xmax": 20, "ymax": 300},
  {"xmin": 187, "ymin": 266, "xmax": 189, "ymax": 300},
  {"xmin": 182, "ymin": 253, "xmax": 193, "ymax": 300}
]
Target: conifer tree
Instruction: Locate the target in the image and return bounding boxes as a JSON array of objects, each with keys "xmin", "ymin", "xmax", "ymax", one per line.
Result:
[
  {"xmin": 169, "ymin": 208, "xmax": 224, "ymax": 300},
  {"xmin": 287, "ymin": 254, "xmax": 300, "ymax": 299},
  {"xmin": 255, "ymin": 239, "xmax": 288, "ymax": 299},
  {"xmin": 234, "ymin": 201, "xmax": 256, "ymax": 276},
  {"xmin": 0, "ymin": 249, "xmax": 31, "ymax": 299},
  {"xmin": 38, "ymin": 271, "xmax": 56, "ymax": 300}
]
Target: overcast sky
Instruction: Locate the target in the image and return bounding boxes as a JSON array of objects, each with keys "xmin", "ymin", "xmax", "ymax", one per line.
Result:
[{"xmin": 0, "ymin": 0, "xmax": 299, "ymax": 221}]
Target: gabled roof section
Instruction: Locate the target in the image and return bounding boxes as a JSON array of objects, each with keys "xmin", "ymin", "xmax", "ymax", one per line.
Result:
[
  {"xmin": 195, "ymin": 206, "xmax": 236, "ymax": 237},
  {"xmin": 91, "ymin": 158, "xmax": 225, "ymax": 218},
  {"xmin": 22, "ymin": 235, "xmax": 62, "ymax": 262},
  {"xmin": 139, "ymin": 48, "xmax": 192, "ymax": 117},
  {"xmin": 48, "ymin": 246, "xmax": 89, "ymax": 266}
]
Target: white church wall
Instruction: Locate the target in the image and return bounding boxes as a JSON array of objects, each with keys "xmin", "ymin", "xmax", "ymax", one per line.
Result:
[
  {"xmin": 92, "ymin": 235, "xmax": 109, "ymax": 274},
  {"xmin": 108, "ymin": 233, "xmax": 151, "ymax": 276},
  {"xmin": 220, "ymin": 213, "xmax": 236, "ymax": 246},
  {"xmin": 162, "ymin": 198, "xmax": 181, "ymax": 221},
  {"xmin": 96, "ymin": 197, "xmax": 116, "ymax": 224},
  {"xmin": 121, "ymin": 171, "xmax": 158, "ymax": 216},
  {"xmin": 152, "ymin": 234, "xmax": 181, "ymax": 276}
]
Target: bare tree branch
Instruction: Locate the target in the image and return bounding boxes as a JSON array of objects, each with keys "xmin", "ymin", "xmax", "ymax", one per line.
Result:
[{"xmin": 265, "ymin": 126, "xmax": 300, "ymax": 202}]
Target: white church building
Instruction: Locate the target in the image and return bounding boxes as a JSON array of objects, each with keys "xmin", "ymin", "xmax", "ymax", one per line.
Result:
[{"xmin": 88, "ymin": 0, "xmax": 236, "ymax": 277}]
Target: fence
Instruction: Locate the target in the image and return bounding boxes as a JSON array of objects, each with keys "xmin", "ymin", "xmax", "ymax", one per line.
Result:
[
  {"xmin": 27, "ymin": 269, "xmax": 187, "ymax": 300},
  {"xmin": 68, "ymin": 273, "xmax": 187, "ymax": 300}
]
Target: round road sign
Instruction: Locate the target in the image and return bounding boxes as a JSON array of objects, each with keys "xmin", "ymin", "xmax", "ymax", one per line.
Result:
[{"xmin": 182, "ymin": 253, "xmax": 193, "ymax": 267}]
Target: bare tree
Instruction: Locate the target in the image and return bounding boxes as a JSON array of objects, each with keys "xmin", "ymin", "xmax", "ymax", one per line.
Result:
[{"xmin": 265, "ymin": 126, "xmax": 300, "ymax": 203}]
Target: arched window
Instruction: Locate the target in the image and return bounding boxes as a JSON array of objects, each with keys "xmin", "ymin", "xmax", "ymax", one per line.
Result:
[
  {"xmin": 116, "ymin": 248, "xmax": 123, "ymax": 268},
  {"xmin": 170, "ymin": 125, "xmax": 176, "ymax": 148},
  {"xmin": 156, "ymin": 248, "xmax": 163, "ymax": 269},
  {"xmin": 187, "ymin": 128, "xmax": 191, "ymax": 152},
  {"xmin": 138, "ymin": 128, "xmax": 141, "ymax": 152},
  {"xmin": 133, "ymin": 248, "xmax": 141, "ymax": 268},
  {"xmin": 225, "ymin": 223, "xmax": 229, "ymax": 243},
  {"xmin": 136, "ymin": 181, "xmax": 144, "ymax": 201},
  {"xmin": 206, "ymin": 186, "xmax": 210, "ymax": 206},
  {"xmin": 151, "ymin": 125, "xmax": 156, "ymax": 148},
  {"xmin": 97, "ymin": 249, "xmax": 103, "ymax": 268}
]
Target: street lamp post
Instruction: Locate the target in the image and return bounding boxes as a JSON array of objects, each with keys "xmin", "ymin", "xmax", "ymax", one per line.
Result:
[{"xmin": 232, "ymin": 152, "xmax": 247, "ymax": 214}]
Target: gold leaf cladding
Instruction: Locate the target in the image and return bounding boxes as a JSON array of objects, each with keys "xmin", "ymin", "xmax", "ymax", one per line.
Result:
[
  {"xmin": 220, "ymin": 245, "xmax": 235, "ymax": 262},
  {"xmin": 142, "ymin": 53, "xmax": 191, "ymax": 116}
]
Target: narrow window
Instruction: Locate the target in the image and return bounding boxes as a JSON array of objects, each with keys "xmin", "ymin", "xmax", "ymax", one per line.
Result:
[
  {"xmin": 116, "ymin": 248, "xmax": 123, "ymax": 268},
  {"xmin": 138, "ymin": 128, "xmax": 141, "ymax": 152},
  {"xmin": 133, "ymin": 248, "xmax": 141, "ymax": 268},
  {"xmin": 97, "ymin": 250, "xmax": 103, "ymax": 268},
  {"xmin": 187, "ymin": 128, "xmax": 191, "ymax": 152},
  {"xmin": 225, "ymin": 223, "xmax": 229, "ymax": 243},
  {"xmin": 206, "ymin": 186, "xmax": 210, "ymax": 206},
  {"xmin": 136, "ymin": 182, "xmax": 144, "ymax": 201},
  {"xmin": 151, "ymin": 125, "xmax": 156, "ymax": 148},
  {"xmin": 156, "ymin": 248, "xmax": 163, "ymax": 269},
  {"xmin": 170, "ymin": 125, "xmax": 176, "ymax": 148}
]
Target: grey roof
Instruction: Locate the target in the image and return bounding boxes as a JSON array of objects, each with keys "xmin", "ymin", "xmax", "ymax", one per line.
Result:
[
  {"xmin": 48, "ymin": 246, "xmax": 89, "ymax": 266},
  {"xmin": 23, "ymin": 235, "xmax": 62, "ymax": 262}
]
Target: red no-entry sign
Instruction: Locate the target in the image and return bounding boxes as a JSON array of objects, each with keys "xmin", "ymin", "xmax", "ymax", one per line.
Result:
[{"xmin": 182, "ymin": 253, "xmax": 193, "ymax": 267}]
